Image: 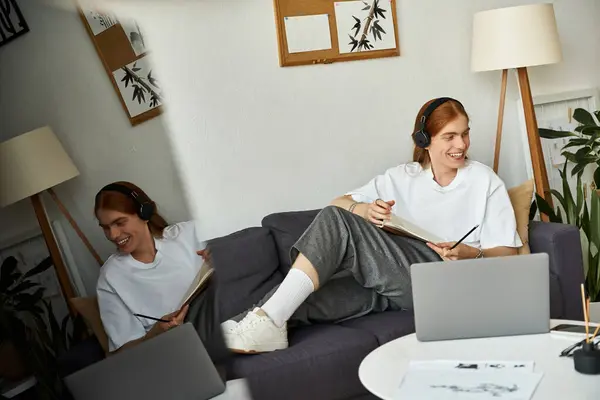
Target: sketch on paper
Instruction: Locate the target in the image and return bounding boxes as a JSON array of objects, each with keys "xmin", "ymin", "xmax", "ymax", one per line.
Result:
[
  {"xmin": 81, "ymin": 7, "xmax": 118, "ymax": 35},
  {"xmin": 112, "ymin": 55, "xmax": 162, "ymax": 118},
  {"xmin": 431, "ymin": 383, "xmax": 519, "ymax": 397},
  {"xmin": 0, "ymin": 0, "xmax": 30, "ymax": 47},
  {"xmin": 334, "ymin": 0, "xmax": 396, "ymax": 54},
  {"xmin": 121, "ymin": 18, "xmax": 147, "ymax": 56}
]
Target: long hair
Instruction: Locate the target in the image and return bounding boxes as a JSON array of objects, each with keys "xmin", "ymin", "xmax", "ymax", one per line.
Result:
[
  {"xmin": 412, "ymin": 99, "xmax": 469, "ymax": 167},
  {"xmin": 94, "ymin": 181, "xmax": 168, "ymax": 238}
]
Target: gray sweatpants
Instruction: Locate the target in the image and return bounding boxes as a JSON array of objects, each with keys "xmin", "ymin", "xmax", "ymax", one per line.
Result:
[{"xmin": 238, "ymin": 206, "xmax": 441, "ymax": 326}]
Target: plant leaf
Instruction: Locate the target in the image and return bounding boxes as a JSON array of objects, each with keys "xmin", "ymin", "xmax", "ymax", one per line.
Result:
[
  {"xmin": 579, "ymin": 125, "xmax": 600, "ymax": 136},
  {"xmin": 562, "ymin": 151, "xmax": 577, "ymax": 163},
  {"xmin": 535, "ymin": 193, "xmax": 561, "ymax": 223},
  {"xmin": 561, "ymin": 163, "xmax": 577, "ymax": 225},
  {"xmin": 22, "ymin": 256, "xmax": 53, "ymax": 280},
  {"xmin": 538, "ymin": 128, "xmax": 577, "ymax": 139},
  {"xmin": 0, "ymin": 256, "xmax": 21, "ymax": 291},
  {"xmin": 348, "ymin": 34, "xmax": 358, "ymax": 52},
  {"xmin": 594, "ymin": 165, "xmax": 600, "ymax": 187},
  {"xmin": 576, "ymin": 172, "xmax": 584, "ymax": 218},
  {"xmin": 550, "ymin": 189, "xmax": 566, "ymax": 212},
  {"xmin": 573, "ymin": 108, "xmax": 597, "ymax": 126},
  {"xmin": 7, "ymin": 281, "xmax": 39, "ymax": 295}
]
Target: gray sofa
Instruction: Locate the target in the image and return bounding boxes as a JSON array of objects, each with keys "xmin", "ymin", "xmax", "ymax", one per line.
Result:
[
  {"xmin": 59, "ymin": 209, "xmax": 585, "ymax": 400},
  {"xmin": 207, "ymin": 209, "xmax": 585, "ymax": 400}
]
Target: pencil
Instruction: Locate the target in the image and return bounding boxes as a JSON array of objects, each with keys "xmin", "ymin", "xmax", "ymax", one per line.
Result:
[
  {"xmin": 134, "ymin": 313, "xmax": 170, "ymax": 323},
  {"xmin": 449, "ymin": 225, "xmax": 479, "ymax": 250},
  {"xmin": 581, "ymin": 284, "xmax": 589, "ymax": 343}
]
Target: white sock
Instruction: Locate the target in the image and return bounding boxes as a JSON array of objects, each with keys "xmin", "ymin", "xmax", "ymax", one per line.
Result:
[{"xmin": 260, "ymin": 268, "xmax": 315, "ymax": 327}]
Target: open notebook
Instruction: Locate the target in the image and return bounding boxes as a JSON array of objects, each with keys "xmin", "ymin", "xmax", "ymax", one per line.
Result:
[
  {"xmin": 177, "ymin": 261, "xmax": 214, "ymax": 310},
  {"xmin": 381, "ymin": 214, "xmax": 444, "ymax": 244}
]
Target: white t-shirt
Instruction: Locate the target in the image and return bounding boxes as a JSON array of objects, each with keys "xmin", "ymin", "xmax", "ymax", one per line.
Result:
[
  {"xmin": 346, "ymin": 160, "xmax": 522, "ymax": 249},
  {"xmin": 96, "ymin": 221, "xmax": 205, "ymax": 351}
]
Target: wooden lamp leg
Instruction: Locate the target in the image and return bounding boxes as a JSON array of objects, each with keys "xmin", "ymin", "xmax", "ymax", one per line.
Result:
[
  {"xmin": 31, "ymin": 193, "xmax": 77, "ymax": 316},
  {"xmin": 517, "ymin": 67, "xmax": 553, "ymax": 221},
  {"xmin": 46, "ymin": 188, "xmax": 104, "ymax": 266},
  {"xmin": 493, "ymin": 69, "xmax": 508, "ymax": 174}
]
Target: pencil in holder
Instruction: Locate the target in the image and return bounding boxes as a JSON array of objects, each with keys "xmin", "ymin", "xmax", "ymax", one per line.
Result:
[{"xmin": 573, "ymin": 342, "xmax": 600, "ymax": 375}]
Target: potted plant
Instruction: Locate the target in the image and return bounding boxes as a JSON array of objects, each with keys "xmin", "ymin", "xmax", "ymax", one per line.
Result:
[
  {"xmin": 537, "ymin": 107, "xmax": 600, "ymax": 321},
  {"xmin": 0, "ymin": 255, "xmax": 71, "ymax": 399}
]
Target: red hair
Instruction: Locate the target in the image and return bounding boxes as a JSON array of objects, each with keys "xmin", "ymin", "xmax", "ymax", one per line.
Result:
[
  {"xmin": 412, "ymin": 99, "xmax": 469, "ymax": 166},
  {"xmin": 94, "ymin": 181, "xmax": 168, "ymax": 238}
]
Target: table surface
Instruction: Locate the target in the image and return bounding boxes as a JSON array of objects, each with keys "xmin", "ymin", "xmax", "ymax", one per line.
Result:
[{"xmin": 359, "ymin": 319, "xmax": 600, "ymax": 400}]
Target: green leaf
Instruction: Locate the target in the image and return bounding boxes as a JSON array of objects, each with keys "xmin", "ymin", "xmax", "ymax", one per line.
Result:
[
  {"xmin": 571, "ymin": 162, "xmax": 590, "ymax": 177},
  {"xmin": 538, "ymin": 128, "xmax": 577, "ymax": 139},
  {"xmin": 580, "ymin": 125, "xmax": 600, "ymax": 136},
  {"xmin": 582, "ymin": 201, "xmax": 591, "ymax": 240},
  {"xmin": 0, "ymin": 256, "xmax": 21, "ymax": 291},
  {"xmin": 7, "ymin": 281, "xmax": 39, "ymax": 295},
  {"xmin": 562, "ymin": 138, "xmax": 591, "ymax": 149},
  {"xmin": 573, "ymin": 108, "xmax": 597, "ymax": 126},
  {"xmin": 22, "ymin": 256, "xmax": 52, "ymax": 280},
  {"xmin": 591, "ymin": 189, "xmax": 600, "ymax": 249},
  {"xmin": 562, "ymin": 151, "xmax": 577, "ymax": 163},
  {"xmin": 576, "ymin": 173, "xmax": 584, "ymax": 218},
  {"xmin": 594, "ymin": 110, "xmax": 600, "ymax": 122},
  {"xmin": 561, "ymin": 163, "xmax": 577, "ymax": 225},
  {"xmin": 594, "ymin": 166, "xmax": 600, "ymax": 187},
  {"xmin": 550, "ymin": 189, "xmax": 566, "ymax": 211},
  {"xmin": 535, "ymin": 193, "xmax": 561, "ymax": 223}
]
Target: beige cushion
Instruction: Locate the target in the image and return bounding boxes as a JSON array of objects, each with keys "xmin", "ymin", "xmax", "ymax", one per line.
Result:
[
  {"xmin": 70, "ymin": 296, "xmax": 109, "ymax": 354},
  {"xmin": 507, "ymin": 179, "xmax": 534, "ymax": 255}
]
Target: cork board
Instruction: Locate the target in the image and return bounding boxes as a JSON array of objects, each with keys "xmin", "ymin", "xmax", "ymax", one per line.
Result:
[
  {"xmin": 274, "ymin": 0, "xmax": 400, "ymax": 67},
  {"xmin": 77, "ymin": 4, "xmax": 163, "ymax": 126}
]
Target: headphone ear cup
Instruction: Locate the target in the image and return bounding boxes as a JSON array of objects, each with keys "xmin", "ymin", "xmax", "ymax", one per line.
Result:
[
  {"xmin": 413, "ymin": 130, "xmax": 431, "ymax": 148},
  {"xmin": 139, "ymin": 203, "xmax": 154, "ymax": 221}
]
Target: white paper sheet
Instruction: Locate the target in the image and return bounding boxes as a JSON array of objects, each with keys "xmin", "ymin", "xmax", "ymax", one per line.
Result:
[
  {"xmin": 395, "ymin": 370, "xmax": 544, "ymax": 400},
  {"xmin": 284, "ymin": 14, "xmax": 332, "ymax": 53},
  {"xmin": 395, "ymin": 360, "xmax": 543, "ymax": 400}
]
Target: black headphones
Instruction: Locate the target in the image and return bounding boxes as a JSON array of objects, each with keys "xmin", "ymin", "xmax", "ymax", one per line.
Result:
[
  {"xmin": 412, "ymin": 97, "xmax": 463, "ymax": 149},
  {"xmin": 97, "ymin": 183, "xmax": 155, "ymax": 221}
]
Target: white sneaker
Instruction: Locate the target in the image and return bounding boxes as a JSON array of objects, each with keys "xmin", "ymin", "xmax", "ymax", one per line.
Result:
[
  {"xmin": 223, "ymin": 308, "xmax": 288, "ymax": 353},
  {"xmin": 221, "ymin": 319, "xmax": 238, "ymax": 333}
]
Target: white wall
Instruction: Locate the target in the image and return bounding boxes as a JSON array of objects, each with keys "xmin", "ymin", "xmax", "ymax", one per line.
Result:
[
  {"xmin": 103, "ymin": 0, "xmax": 599, "ymax": 242},
  {"xmin": 0, "ymin": 0, "xmax": 191, "ymax": 296}
]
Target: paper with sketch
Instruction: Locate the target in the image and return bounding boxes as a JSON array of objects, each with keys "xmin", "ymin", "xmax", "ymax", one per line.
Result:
[
  {"xmin": 382, "ymin": 214, "xmax": 444, "ymax": 243},
  {"xmin": 284, "ymin": 14, "xmax": 332, "ymax": 53},
  {"xmin": 409, "ymin": 360, "xmax": 535, "ymax": 372},
  {"xmin": 395, "ymin": 370, "xmax": 543, "ymax": 400},
  {"xmin": 177, "ymin": 261, "xmax": 213, "ymax": 309}
]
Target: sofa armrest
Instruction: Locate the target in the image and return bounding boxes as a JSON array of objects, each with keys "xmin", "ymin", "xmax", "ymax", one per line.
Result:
[
  {"xmin": 529, "ymin": 221, "xmax": 584, "ymax": 321},
  {"xmin": 57, "ymin": 335, "xmax": 105, "ymax": 378}
]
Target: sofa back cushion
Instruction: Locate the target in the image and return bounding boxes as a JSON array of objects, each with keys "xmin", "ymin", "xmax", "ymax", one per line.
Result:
[
  {"xmin": 207, "ymin": 227, "xmax": 283, "ymax": 320},
  {"xmin": 262, "ymin": 209, "xmax": 321, "ymax": 274}
]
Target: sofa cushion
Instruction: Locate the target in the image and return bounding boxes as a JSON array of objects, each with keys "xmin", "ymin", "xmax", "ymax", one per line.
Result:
[
  {"xmin": 508, "ymin": 179, "xmax": 534, "ymax": 255},
  {"xmin": 207, "ymin": 227, "xmax": 283, "ymax": 320},
  {"xmin": 261, "ymin": 209, "xmax": 320, "ymax": 273},
  {"xmin": 340, "ymin": 310, "xmax": 415, "ymax": 345},
  {"xmin": 228, "ymin": 324, "xmax": 377, "ymax": 400}
]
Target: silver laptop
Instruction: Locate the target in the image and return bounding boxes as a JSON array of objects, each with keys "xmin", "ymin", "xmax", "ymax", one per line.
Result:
[
  {"xmin": 65, "ymin": 323, "xmax": 226, "ymax": 400},
  {"xmin": 411, "ymin": 253, "xmax": 550, "ymax": 342}
]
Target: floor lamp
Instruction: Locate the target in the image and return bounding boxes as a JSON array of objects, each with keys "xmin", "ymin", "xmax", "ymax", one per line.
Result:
[
  {"xmin": 0, "ymin": 126, "xmax": 103, "ymax": 316},
  {"xmin": 471, "ymin": 3, "xmax": 563, "ymax": 220}
]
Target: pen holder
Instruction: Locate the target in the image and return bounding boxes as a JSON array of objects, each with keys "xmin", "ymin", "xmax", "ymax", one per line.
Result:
[{"xmin": 573, "ymin": 342, "xmax": 600, "ymax": 375}]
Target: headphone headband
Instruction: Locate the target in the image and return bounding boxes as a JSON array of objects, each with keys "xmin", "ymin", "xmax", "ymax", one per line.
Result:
[
  {"xmin": 97, "ymin": 183, "xmax": 155, "ymax": 221},
  {"xmin": 413, "ymin": 97, "xmax": 463, "ymax": 149}
]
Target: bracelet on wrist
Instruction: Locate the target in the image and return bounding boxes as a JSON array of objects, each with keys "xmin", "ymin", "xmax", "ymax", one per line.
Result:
[{"xmin": 348, "ymin": 202, "xmax": 359, "ymax": 214}]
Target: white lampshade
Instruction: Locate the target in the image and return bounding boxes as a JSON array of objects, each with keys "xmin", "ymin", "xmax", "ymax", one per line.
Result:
[
  {"xmin": 0, "ymin": 126, "xmax": 80, "ymax": 207},
  {"xmin": 471, "ymin": 3, "xmax": 562, "ymax": 72}
]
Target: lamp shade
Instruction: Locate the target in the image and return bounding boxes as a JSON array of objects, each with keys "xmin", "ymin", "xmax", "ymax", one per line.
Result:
[
  {"xmin": 0, "ymin": 126, "xmax": 79, "ymax": 207},
  {"xmin": 471, "ymin": 3, "xmax": 562, "ymax": 72}
]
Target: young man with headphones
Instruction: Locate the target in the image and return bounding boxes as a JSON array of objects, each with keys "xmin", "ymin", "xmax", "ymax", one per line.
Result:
[
  {"xmin": 222, "ymin": 97, "xmax": 522, "ymax": 354},
  {"xmin": 94, "ymin": 182, "xmax": 210, "ymax": 354}
]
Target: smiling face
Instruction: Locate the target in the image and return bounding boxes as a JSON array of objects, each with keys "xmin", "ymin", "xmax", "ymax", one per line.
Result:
[
  {"xmin": 427, "ymin": 115, "xmax": 470, "ymax": 173},
  {"xmin": 96, "ymin": 208, "xmax": 149, "ymax": 254}
]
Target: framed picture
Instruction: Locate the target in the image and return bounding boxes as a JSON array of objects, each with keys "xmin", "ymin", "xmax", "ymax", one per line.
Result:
[
  {"xmin": 77, "ymin": 3, "xmax": 162, "ymax": 126},
  {"xmin": 0, "ymin": 0, "xmax": 30, "ymax": 47}
]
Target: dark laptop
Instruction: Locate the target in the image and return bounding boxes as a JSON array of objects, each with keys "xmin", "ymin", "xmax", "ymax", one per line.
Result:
[{"xmin": 65, "ymin": 322, "xmax": 226, "ymax": 400}]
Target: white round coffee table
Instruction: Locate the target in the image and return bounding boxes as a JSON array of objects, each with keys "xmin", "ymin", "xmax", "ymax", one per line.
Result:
[{"xmin": 358, "ymin": 319, "xmax": 600, "ymax": 399}]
